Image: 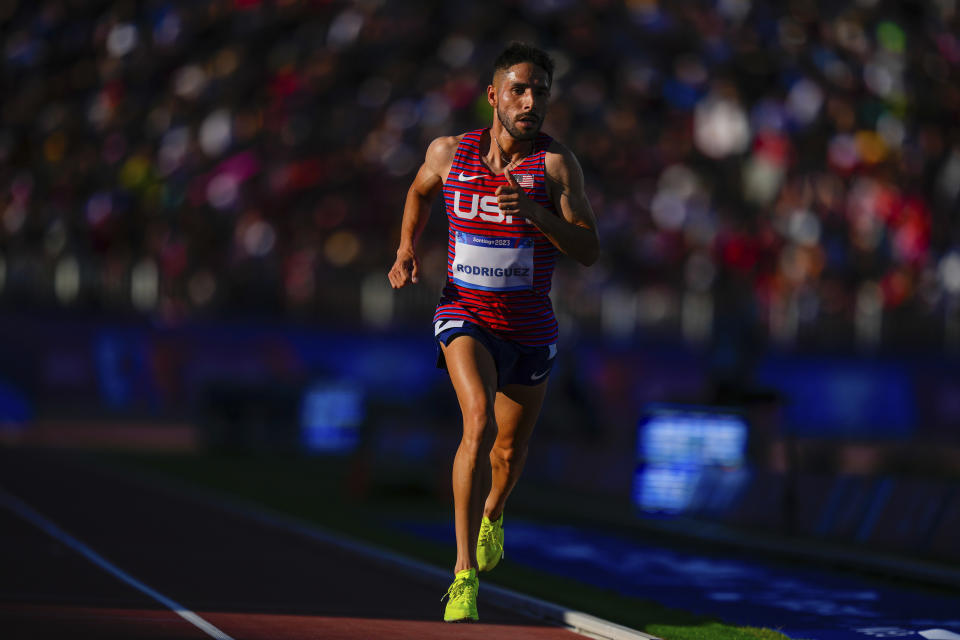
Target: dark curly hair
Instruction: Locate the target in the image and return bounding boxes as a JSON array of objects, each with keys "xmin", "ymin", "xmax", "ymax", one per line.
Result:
[{"xmin": 493, "ymin": 42, "xmax": 554, "ymax": 86}]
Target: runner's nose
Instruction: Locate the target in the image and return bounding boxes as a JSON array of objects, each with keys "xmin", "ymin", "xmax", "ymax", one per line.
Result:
[{"xmin": 520, "ymin": 89, "xmax": 534, "ymax": 109}]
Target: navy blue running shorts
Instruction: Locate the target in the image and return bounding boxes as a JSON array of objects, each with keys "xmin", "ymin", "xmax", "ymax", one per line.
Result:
[{"xmin": 433, "ymin": 320, "xmax": 557, "ymax": 389}]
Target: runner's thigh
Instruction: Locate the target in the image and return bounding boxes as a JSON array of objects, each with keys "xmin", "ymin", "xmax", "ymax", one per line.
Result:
[
  {"xmin": 493, "ymin": 382, "xmax": 548, "ymax": 447},
  {"xmin": 441, "ymin": 335, "xmax": 498, "ymax": 424}
]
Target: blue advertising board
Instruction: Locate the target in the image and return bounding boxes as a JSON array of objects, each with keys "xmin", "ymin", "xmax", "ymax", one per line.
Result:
[{"xmin": 634, "ymin": 405, "xmax": 750, "ymax": 514}]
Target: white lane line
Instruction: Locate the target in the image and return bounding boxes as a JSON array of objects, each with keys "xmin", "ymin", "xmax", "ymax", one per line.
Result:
[{"xmin": 0, "ymin": 487, "xmax": 235, "ymax": 640}]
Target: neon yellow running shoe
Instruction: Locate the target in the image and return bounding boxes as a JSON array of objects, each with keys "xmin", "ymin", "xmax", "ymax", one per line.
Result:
[
  {"xmin": 442, "ymin": 568, "xmax": 479, "ymax": 622},
  {"xmin": 477, "ymin": 514, "xmax": 504, "ymax": 572}
]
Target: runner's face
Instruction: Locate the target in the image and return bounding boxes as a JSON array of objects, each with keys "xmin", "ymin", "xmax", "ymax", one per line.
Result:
[{"xmin": 491, "ymin": 62, "xmax": 550, "ymax": 141}]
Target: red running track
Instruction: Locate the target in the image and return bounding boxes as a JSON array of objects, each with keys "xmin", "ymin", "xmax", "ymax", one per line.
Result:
[{"xmin": 0, "ymin": 449, "xmax": 586, "ymax": 640}]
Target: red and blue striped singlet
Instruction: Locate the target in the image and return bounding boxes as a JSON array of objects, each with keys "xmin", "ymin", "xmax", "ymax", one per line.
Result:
[{"xmin": 433, "ymin": 128, "xmax": 559, "ymax": 346}]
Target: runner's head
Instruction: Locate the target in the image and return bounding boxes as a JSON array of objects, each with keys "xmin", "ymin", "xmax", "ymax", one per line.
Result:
[{"xmin": 489, "ymin": 43, "xmax": 554, "ymax": 141}]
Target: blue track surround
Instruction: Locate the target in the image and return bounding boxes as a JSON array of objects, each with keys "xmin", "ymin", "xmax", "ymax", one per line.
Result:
[{"xmin": 396, "ymin": 519, "xmax": 960, "ymax": 640}]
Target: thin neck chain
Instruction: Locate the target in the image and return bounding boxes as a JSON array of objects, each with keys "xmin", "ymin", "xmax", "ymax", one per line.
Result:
[{"xmin": 492, "ymin": 130, "xmax": 531, "ymax": 172}]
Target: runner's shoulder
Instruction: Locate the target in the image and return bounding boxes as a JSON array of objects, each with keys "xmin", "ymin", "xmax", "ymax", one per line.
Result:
[
  {"xmin": 543, "ymin": 139, "xmax": 584, "ymax": 187},
  {"xmin": 424, "ymin": 135, "xmax": 463, "ymax": 174}
]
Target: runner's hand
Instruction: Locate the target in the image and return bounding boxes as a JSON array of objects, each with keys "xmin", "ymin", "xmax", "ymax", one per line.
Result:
[
  {"xmin": 388, "ymin": 247, "xmax": 420, "ymax": 288},
  {"xmin": 496, "ymin": 170, "xmax": 535, "ymax": 220}
]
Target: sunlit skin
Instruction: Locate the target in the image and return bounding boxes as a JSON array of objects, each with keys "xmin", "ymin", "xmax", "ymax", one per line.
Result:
[
  {"xmin": 491, "ymin": 63, "xmax": 550, "ymax": 143},
  {"xmin": 388, "ymin": 59, "xmax": 599, "ymax": 576}
]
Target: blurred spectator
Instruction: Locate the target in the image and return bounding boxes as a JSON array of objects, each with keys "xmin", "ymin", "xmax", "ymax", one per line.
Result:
[{"xmin": 1, "ymin": 0, "xmax": 958, "ymax": 351}]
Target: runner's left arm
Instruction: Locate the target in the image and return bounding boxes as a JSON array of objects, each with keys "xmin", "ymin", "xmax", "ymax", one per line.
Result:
[
  {"xmin": 495, "ymin": 146, "xmax": 599, "ymax": 266},
  {"xmin": 388, "ymin": 136, "xmax": 455, "ymax": 288}
]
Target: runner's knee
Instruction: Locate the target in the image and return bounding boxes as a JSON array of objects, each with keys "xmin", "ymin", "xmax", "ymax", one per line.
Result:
[
  {"xmin": 460, "ymin": 405, "xmax": 495, "ymax": 451},
  {"xmin": 459, "ymin": 429, "xmax": 496, "ymax": 460},
  {"xmin": 460, "ymin": 396, "xmax": 495, "ymax": 434},
  {"xmin": 490, "ymin": 442, "xmax": 527, "ymax": 467}
]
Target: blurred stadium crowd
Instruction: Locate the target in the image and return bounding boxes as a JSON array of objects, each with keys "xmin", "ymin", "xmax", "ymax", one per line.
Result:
[{"xmin": 2, "ymin": 0, "xmax": 959, "ymax": 350}]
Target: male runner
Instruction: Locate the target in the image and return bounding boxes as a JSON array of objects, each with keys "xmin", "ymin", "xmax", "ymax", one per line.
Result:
[{"xmin": 388, "ymin": 42, "xmax": 599, "ymax": 622}]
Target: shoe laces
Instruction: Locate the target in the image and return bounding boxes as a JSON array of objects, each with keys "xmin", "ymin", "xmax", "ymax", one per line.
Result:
[
  {"xmin": 442, "ymin": 575, "xmax": 476, "ymax": 603},
  {"xmin": 478, "ymin": 524, "xmax": 494, "ymax": 545},
  {"xmin": 478, "ymin": 518, "xmax": 500, "ymax": 546}
]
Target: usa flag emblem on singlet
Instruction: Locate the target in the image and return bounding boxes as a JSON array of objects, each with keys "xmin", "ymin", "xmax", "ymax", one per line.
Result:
[
  {"xmin": 433, "ymin": 128, "xmax": 560, "ymax": 347},
  {"xmin": 514, "ymin": 174, "xmax": 535, "ymax": 189}
]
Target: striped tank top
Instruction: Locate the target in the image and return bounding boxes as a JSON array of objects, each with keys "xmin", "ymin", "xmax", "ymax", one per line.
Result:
[{"xmin": 433, "ymin": 128, "xmax": 559, "ymax": 346}]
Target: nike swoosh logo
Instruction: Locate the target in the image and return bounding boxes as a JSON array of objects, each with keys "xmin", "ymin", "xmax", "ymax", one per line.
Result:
[
  {"xmin": 458, "ymin": 172, "xmax": 482, "ymax": 182},
  {"xmin": 530, "ymin": 369, "xmax": 550, "ymax": 382}
]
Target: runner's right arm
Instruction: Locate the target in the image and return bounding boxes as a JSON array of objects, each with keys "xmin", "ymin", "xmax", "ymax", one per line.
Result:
[{"xmin": 388, "ymin": 136, "xmax": 457, "ymax": 289}]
